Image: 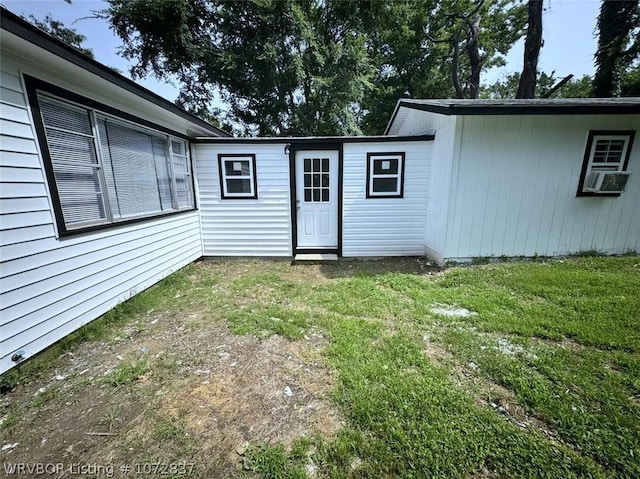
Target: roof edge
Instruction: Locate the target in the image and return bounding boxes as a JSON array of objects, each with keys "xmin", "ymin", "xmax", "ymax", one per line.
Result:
[
  {"xmin": 0, "ymin": 7, "xmax": 230, "ymax": 137},
  {"xmin": 383, "ymin": 99, "xmax": 403, "ymax": 135},
  {"xmin": 191, "ymin": 133, "xmax": 435, "ymax": 144},
  {"xmin": 396, "ymin": 99, "xmax": 640, "ymax": 116}
]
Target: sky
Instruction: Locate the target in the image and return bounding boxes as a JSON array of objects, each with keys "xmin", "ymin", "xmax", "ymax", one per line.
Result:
[{"xmin": 4, "ymin": 0, "xmax": 602, "ymax": 104}]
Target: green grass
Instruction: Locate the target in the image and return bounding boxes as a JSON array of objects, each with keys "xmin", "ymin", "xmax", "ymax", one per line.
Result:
[
  {"xmin": 232, "ymin": 257, "xmax": 639, "ymax": 478},
  {"xmin": 3, "ymin": 256, "xmax": 638, "ymax": 477},
  {"xmin": 106, "ymin": 358, "xmax": 149, "ymax": 387}
]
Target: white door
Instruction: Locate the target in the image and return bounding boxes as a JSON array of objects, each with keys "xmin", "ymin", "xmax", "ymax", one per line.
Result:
[{"xmin": 295, "ymin": 150, "xmax": 338, "ymax": 249}]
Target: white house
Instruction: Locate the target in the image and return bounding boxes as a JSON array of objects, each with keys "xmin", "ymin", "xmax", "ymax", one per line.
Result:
[
  {"xmin": 1, "ymin": 8, "xmax": 639, "ymax": 374},
  {"xmin": 0, "ymin": 9, "xmax": 225, "ymax": 374},
  {"xmin": 192, "ymin": 136, "xmax": 433, "ymax": 259},
  {"xmin": 385, "ymin": 99, "xmax": 640, "ymax": 264}
]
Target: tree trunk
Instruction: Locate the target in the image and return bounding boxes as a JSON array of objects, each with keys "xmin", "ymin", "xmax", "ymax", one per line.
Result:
[
  {"xmin": 450, "ymin": 30, "xmax": 465, "ymax": 98},
  {"xmin": 466, "ymin": 13, "xmax": 482, "ymax": 99},
  {"xmin": 593, "ymin": 0, "xmax": 639, "ymax": 97},
  {"xmin": 516, "ymin": 0, "xmax": 543, "ymax": 99}
]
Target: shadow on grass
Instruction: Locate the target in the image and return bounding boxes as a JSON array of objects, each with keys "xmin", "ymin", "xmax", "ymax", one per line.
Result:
[{"xmin": 317, "ymin": 256, "xmax": 442, "ymax": 280}]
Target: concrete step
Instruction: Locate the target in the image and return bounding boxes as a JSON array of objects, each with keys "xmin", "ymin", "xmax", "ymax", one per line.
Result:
[{"xmin": 293, "ymin": 253, "xmax": 339, "ymax": 263}]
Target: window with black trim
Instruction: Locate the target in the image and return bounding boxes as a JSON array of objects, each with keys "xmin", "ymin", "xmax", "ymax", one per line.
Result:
[
  {"xmin": 578, "ymin": 130, "xmax": 635, "ymax": 196},
  {"xmin": 27, "ymin": 81, "xmax": 194, "ymax": 236},
  {"xmin": 366, "ymin": 152, "xmax": 405, "ymax": 198},
  {"xmin": 218, "ymin": 154, "xmax": 257, "ymax": 199}
]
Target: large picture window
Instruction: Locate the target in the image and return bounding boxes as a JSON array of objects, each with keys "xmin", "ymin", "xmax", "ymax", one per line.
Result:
[{"xmin": 29, "ymin": 83, "xmax": 194, "ymax": 235}]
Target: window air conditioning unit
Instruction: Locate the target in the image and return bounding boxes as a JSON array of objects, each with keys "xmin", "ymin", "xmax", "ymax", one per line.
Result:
[{"xmin": 584, "ymin": 171, "xmax": 631, "ymax": 193}]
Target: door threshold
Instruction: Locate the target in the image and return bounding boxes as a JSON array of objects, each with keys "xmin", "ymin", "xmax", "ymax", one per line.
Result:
[{"xmin": 293, "ymin": 253, "xmax": 339, "ymax": 263}]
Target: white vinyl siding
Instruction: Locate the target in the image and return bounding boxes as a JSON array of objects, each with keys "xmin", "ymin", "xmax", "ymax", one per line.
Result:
[
  {"xmin": 343, "ymin": 141, "xmax": 431, "ymax": 256},
  {"xmin": 0, "ymin": 58, "xmax": 205, "ymax": 375},
  {"xmin": 194, "ymin": 144, "xmax": 292, "ymax": 256},
  {"xmin": 387, "ymin": 108, "xmax": 458, "ymax": 265},
  {"xmin": 35, "ymin": 91, "xmax": 193, "ymax": 232},
  {"xmin": 445, "ymin": 114, "xmax": 640, "ymax": 259}
]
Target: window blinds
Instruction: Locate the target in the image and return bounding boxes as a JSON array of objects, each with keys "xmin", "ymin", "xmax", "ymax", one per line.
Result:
[
  {"xmin": 39, "ymin": 97, "xmax": 108, "ymax": 226},
  {"xmin": 37, "ymin": 92, "xmax": 193, "ymax": 232}
]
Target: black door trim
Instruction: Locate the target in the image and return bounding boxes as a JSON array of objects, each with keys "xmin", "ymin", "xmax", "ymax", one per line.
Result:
[{"xmin": 288, "ymin": 142, "xmax": 343, "ymax": 257}]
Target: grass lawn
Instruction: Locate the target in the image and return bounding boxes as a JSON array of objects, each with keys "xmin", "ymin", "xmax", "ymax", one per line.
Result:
[{"xmin": 1, "ymin": 256, "xmax": 639, "ymax": 478}]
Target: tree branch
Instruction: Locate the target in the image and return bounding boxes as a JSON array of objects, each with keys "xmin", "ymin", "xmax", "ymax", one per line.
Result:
[{"xmin": 542, "ymin": 74, "xmax": 574, "ymax": 98}]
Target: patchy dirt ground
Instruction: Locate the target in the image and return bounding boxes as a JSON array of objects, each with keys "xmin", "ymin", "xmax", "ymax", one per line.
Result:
[
  {"xmin": 3, "ymin": 256, "xmax": 636, "ymax": 478},
  {"xmin": 0, "ymin": 268, "xmax": 348, "ymax": 478}
]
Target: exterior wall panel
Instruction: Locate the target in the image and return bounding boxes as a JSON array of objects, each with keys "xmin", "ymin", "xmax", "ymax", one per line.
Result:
[
  {"xmin": 0, "ymin": 54, "xmax": 205, "ymax": 374},
  {"xmin": 342, "ymin": 141, "xmax": 431, "ymax": 257},
  {"xmin": 193, "ymin": 143, "xmax": 292, "ymax": 256},
  {"xmin": 445, "ymin": 114, "xmax": 640, "ymax": 259},
  {"xmin": 392, "ymin": 109, "xmax": 457, "ymax": 264}
]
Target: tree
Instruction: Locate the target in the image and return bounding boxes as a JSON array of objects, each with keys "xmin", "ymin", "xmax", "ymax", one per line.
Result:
[
  {"xmin": 515, "ymin": 0, "xmax": 543, "ymax": 98},
  {"xmin": 482, "ymin": 72, "xmax": 592, "ymax": 99},
  {"xmin": 593, "ymin": 0, "xmax": 640, "ymax": 97},
  {"xmin": 324, "ymin": 0, "xmax": 527, "ymax": 133},
  {"xmin": 621, "ymin": 65, "xmax": 640, "ymax": 96},
  {"xmin": 338, "ymin": 0, "xmax": 456, "ymax": 134},
  {"xmin": 104, "ymin": 0, "xmax": 527, "ymax": 135},
  {"xmin": 26, "ymin": 14, "xmax": 94, "ymax": 58},
  {"xmin": 425, "ymin": 0, "xmax": 527, "ymax": 100},
  {"xmin": 105, "ymin": 0, "xmax": 374, "ymax": 136}
]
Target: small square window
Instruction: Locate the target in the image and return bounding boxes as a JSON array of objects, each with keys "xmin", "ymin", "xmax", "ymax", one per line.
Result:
[
  {"xmin": 577, "ymin": 131, "xmax": 634, "ymax": 196},
  {"xmin": 366, "ymin": 152, "xmax": 405, "ymax": 198},
  {"xmin": 218, "ymin": 154, "xmax": 257, "ymax": 199}
]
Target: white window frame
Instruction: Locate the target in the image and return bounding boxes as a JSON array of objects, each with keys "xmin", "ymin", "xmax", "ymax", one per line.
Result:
[
  {"xmin": 579, "ymin": 131, "xmax": 634, "ymax": 196},
  {"xmin": 170, "ymin": 139, "xmax": 194, "ymax": 210},
  {"xmin": 32, "ymin": 88, "xmax": 194, "ymax": 235},
  {"xmin": 366, "ymin": 152, "xmax": 405, "ymax": 198},
  {"xmin": 38, "ymin": 95, "xmax": 112, "ymax": 229},
  {"xmin": 218, "ymin": 154, "xmax": 257, "ymax": 199}
]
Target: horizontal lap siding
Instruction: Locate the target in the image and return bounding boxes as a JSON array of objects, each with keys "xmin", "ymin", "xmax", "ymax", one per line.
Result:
[
  {"xmin": 0, "ymin": 62, "xmax": 203, "ymax": 374},
  {"xmin": 194, "ymin": 144, "xmax": 292, "ymax": 256},
  {"xmin": 342, "ymin": 141, "xmax": 431, "ymax": 256},
  {"xmin": 445, "ymin": 114, "xmax": 640, "ymax": 259}
]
